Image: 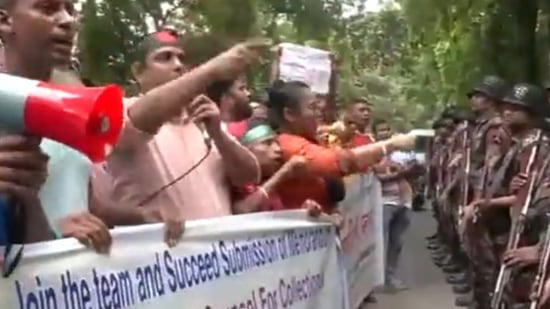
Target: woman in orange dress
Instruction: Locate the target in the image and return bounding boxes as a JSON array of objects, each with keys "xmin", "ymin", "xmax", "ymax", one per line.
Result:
[{"xmin": 265, "ymin": 80, "xmax": 416, "ymax": 211}]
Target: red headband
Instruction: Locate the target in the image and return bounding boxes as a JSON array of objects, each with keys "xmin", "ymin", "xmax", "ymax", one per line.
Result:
[{"xmin": 153, "ymin": 31, "xmax": 178, "ymax": 44}]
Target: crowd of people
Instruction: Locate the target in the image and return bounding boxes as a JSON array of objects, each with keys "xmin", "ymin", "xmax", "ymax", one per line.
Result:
[
  {"xmin": 0, "ymin": 1, "xmax": 425, "ymax": 304},
  {"xmin": 13, "ymin": 2, "xmax": 550, "ymax": 309},
  {"xmin": 426, "ymin": 77, "xmax": 550, "ymax": 308}
]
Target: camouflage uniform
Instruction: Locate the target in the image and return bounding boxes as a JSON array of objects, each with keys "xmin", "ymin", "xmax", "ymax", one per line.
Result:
[
  {"xmin": 484, "ymin": 84, "xmax": 550, "ymax": 309},
  {"xmin": 463, "ymin": 76, "xmax": 510, "ymax": 309}
]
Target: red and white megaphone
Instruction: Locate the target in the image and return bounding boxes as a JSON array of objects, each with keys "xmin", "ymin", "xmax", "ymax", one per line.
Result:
[{"xmin": 0, "ymin": 73, "xmax": 123, "ymax": 162}]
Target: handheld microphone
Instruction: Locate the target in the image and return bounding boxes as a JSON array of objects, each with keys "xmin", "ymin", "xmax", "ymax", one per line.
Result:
[{"xmin": 197, "ymin": 123, "xmax": 212, "ymax": 149}]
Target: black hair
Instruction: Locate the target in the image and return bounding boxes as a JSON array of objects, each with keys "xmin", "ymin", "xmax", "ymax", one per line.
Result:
[
  {"xmin": 371, "ymin": 118, "xmax": 389, "ymax": 133},
  {"xmin": 451, "ymin": 110, "xmax": 473, "ymax": 123},
  {"xmin": 266, "ymin": 80, "xmax": 309, "ymax": 128},
  {"xmin": 440, "ymin": 107, "xmax": 456, "ymax": 119},
  {"xmin": 205, "ymin": 79, "xmax": 235, "ymax": 104},
  {"xmin": 250, "ymin": 91, "xmax": 268, "ymax": 104},
  {"xmin": 353, "ymin": 96, "xmax": 369, "ymax": 104},
  {"xmin": 432, "ymin": 119, "xmax": 445, "ymax": 129},
  {"xmin": 247, "ymin": 116, "xmax": 270, "ymax": 131},
  {"xmin": 81, "ymin": 78, "xmax": 95, "ymax": 87},
  {"xmin": 325, "ymin": 178, "xmax": 346, "ymax": 207}
]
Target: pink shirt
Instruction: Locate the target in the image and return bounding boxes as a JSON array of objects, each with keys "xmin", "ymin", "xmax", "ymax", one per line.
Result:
[{"xmin": 98, "ymin": 99, "xmax": 251, "ymax": 221}]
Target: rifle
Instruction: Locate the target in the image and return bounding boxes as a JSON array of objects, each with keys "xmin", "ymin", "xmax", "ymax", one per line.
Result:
[
  {"xmin": 424, "ymin": 140, "xmax": 432, "ymax": 199},
  {"xmin": 490, "ymin": 130, "xmax": 543, "ymax": 309},
  {"xmin": 458, "ymin": 122, "xmax": 471, "ymax": 227},
  {"xmin": 529, "ymin": 215, "xmax": 550, "ymax": 309},
  {"xmin": 527, "ymin": 155, "xmax": 550, "ymax": 309}
]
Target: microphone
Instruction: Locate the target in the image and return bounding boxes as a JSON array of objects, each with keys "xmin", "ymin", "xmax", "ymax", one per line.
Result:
[{"xmin": 197, "ymin": 122, "xmax": 212, "ymax": 149}]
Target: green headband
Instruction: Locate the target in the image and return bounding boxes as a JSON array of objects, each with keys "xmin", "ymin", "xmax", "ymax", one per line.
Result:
[{"xmin": 240, "ymin": 125, "xmax": 275, "ymax": 145}]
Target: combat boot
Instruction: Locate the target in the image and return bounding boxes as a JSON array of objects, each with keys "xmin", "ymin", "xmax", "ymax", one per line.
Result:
[
  {"xmin": 443, "ymin": 264, "xmax": 463, "ymax": 273},
  {"xmin": 432, "ymin": 248, "xmax": 450, "ymax": 259},
  {"xmin": 455, "ymin": 293, "xmax": 474, "ymax": 307},
  {"xmin": 446, "ymin": 272, "xmax": 468, "ymax": 284},
  {"xmin": 452, "ymin": 283, "xmax": 472, "ymax": 294},
  {"xmin": 426, "ymin": 233, "xmax": 439, "ymax": 241},
  {"xmin": 434, "ymin": 254, "xmax": 454, "ymax": 267}
]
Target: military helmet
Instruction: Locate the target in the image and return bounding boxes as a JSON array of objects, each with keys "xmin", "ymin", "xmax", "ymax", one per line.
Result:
[
  {"xmin": 467, "ymin": 75, "xmax": 509, "ymax": 101},
  {"xmin": 502, "ymin": 83, "xmax": 547, "ymax": 114},
  {"xmin": 432, "ymin": 118, "xmax": 445, "ymax": 129}
]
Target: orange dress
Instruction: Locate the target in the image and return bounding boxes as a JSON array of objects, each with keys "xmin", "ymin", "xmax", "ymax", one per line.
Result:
[{"xmin": 276, "ymin": 133, "xmax": 360, "ymax": 211}]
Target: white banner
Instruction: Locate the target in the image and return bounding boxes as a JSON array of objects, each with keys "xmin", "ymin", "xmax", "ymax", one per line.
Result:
[
  {"xmin": 278, "ymin": 43, "xmax": 332, "ymax": 95},
  {"xmin": 339, "ymin": 173, "xmax": 385, "ymax": 309},
  {"xmin": 1, "ymin": 210, "xmax": 346, "ymax": 309}
]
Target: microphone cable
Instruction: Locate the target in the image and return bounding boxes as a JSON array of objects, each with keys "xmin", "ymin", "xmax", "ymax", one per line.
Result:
[
  {"xmin": 2, "ymin": 199, "xmax": 26, "ymax": 278},
  {"xmin": 137, "ymin": 132, "xmax": 212, "ymax": 207}
]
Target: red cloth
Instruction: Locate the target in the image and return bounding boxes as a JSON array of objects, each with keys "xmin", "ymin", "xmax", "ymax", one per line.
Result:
[
  {"xmin": 234, "ymin": 183, "xmax": 284, "ymax": 212},
  {"xmin": 351, "ymin": 132, "xmax": 374, "ymax": 147},
  {"xmin": 227, "ymin": 120, "xmax": 248, "ymax": 140},
  {"xmin": 276, "ymin": 133, "xmax": 351, "ymax": 211}
]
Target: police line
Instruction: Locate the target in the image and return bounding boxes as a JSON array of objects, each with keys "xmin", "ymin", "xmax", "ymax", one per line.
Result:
[{"xmin": 1, "ymin": 175, "xmax": 384, "ymax": 309}]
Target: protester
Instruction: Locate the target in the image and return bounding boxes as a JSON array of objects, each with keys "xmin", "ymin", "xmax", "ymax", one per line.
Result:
[
  {"xmin": 372, "ymin": 119, "xmax": 416, "ymax": 292},
  {"xmin": 230, "ymin": 117, "xmax": 300, "ymax": 213},
  {"xmin": 0, "ymin": 0, "xmax": 113, "ymax": 253},
  {"xmin": 98, "ymin": 31, "xmax": 266, "ymax": 246},
  {"xmin": 316, "ymin": 120, "xmax": 355, "ymax": 148},
  {"xmin": 265, "ymin": 80, "xmax": 416, "ymax": 212},
  {"xmin": 206, "ymin": 76, "xmax": 252, "ymax": 122},
  {"xmin": 346, "ymin": 97, "xmax": 374, "ymax": 147},
  {"xmin": 231, "ymin": 118, "xmax": 344, "ymax": 224},
  {"xmin": 250, "ymin": 101, "xmax": 268, "ymax": 119}
]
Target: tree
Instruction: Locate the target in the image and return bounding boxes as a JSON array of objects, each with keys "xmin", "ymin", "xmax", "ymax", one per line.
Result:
[{"xmin": 77, "ymin": 0, "xmax": 550, "ymax": 128}]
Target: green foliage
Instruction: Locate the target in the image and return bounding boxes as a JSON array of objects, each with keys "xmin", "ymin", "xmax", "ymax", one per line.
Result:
[{"xmin": 77, "ymin": 0, "xmax": 550, "ymax": 128}]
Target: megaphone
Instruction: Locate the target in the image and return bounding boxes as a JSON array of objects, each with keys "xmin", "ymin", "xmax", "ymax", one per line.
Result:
[{"xmin": 0, "ymin": 73, "xmax": 123, "ymax": 162}]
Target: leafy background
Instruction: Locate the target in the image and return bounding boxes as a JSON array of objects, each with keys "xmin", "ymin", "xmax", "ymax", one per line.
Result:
[{"xmin": 76, "ymin": 0, "xmax": 550, "ymax": 130}]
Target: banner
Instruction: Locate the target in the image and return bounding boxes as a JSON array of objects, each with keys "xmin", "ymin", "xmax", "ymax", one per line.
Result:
[
  {"xmin": 1, "ymin": 210, "xmax": 346, "ymax": 309},
  {"xmin": 340, "ymin": 173, "xmax": 385, "ymax": 309},
  {"xmin": 278, "ymin": 43, "xmax": 332, "ymax": 95}
]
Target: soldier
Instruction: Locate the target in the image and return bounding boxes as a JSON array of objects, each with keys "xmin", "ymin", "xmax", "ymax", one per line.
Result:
[
  {"xmin": 430, "ymin": 108, "xmax": 467, "ymax": 260},
  {"xmin": 429, "ymin": 107, "xmax": 481, "ymax": 306},
  {"xmin": 426, "ymin": 116, "xmax": 455, "ymax": 216},
  {"xmin": 454, "ymin": 76, "xmax": 510, "ymax": 308},
  {"xmin": 427, "ymin": 112, "xmax": 458, "ymax": 258},
  {"xmin": 464, "ymin": 83, "xmax": 550, "ymax": 309}
]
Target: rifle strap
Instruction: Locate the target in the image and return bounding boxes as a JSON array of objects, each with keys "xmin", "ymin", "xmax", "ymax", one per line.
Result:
[{"xmin": 485, "ymin": 144, "xmax": 520, "ymax": 201}]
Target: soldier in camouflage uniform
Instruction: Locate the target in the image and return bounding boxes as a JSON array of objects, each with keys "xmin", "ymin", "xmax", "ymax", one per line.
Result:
[
  {"xmin": 464, "ymin": 83, "xmax": 550, "ymax": 309},
  {"xmin": 500, "ymin": 84, "xmax": 550, "ymax": 309},
  {"xmin": 429, "ymin": 110, "xmax": 458, "ymax": 251},
  {"xmin": 429, "ymin": 107, "xmax": 479, "ymax": 306},
  {"xmin": 427, "ymin": 115, "xmax": 456, "ymax": 236},
  {"xmin": 457, "ymin": 76, "xmax": 511, "ymax": 308}
]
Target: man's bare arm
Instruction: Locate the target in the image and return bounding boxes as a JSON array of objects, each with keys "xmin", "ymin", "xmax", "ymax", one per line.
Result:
[
  {"xmin": 210, "ymin": 129, "xmax": 260, "ymax": 186},
  {"xmin": 129, "ymin": 41, "xmax": 269, "ymax": 135},
  {"xmin": 129, "ymin": 64, "xmax": 218, "ymax": 134}
]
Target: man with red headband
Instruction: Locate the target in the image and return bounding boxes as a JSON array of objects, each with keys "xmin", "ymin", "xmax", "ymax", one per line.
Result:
[{"xmin": 95, "ymin": 30, "xmax": 267, "ymax": 245}]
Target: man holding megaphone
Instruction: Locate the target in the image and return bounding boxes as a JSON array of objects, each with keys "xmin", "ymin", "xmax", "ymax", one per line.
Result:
[
  {"xmin": 0, "ymin": 0, "xmax": 269, "ymax": 257},
  {"xmin": 0, "ymin": 0, "xmax": 116, "ymax": 254}
]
